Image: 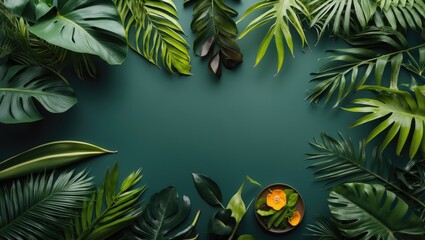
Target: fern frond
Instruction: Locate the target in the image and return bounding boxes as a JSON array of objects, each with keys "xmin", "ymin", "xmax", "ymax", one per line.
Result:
[
  {"xmin": 0, "ymin": 171, "xmax": 93, "ymax": 240},
  {"xmin": 70, "ymin": 164, "xmax": 146, "ymax": 240},
  {"xmin": 114, "ymin": 0, "xmax": 191, "ymax": 75},
  {"xmin": 307, "ymin": 132, "xmax": 425, "ymax": 208},
  {"xmin": 238, "ymin": 0, "xmax": 309, "ymax": 74},
  {"xmin": 306, "ymin": 216, "xmax": 345, "ymax": 240}
]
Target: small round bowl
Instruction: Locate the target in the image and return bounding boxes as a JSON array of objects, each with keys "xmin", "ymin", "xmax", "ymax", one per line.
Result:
[{"xmin": 254, "ymin": 183, "xmax": 305, "ymax": 233}]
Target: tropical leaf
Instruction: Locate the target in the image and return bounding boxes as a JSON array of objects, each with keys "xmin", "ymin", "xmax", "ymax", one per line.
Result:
[
  {"xmin": 4, "ymin": 0, "xmax": 52, "ymax": 22},
  {"xmin": 0, "ymin": 141, "xmax": 114, "ymax": 181},
  {"xmin": 308, "ymin": 0, "xmax": 425, "ymax": 39},
  {"xmin": 28, "ymin": 0, "xmax": 127, "ymax": 65},
  {"xmin": 0, "ymin": 170, "xmax": 93, "ymax": 240},
  {"xmin": 343, "ymin": 86, "xmax": 425, "ymax": 159},
  {"xmin": 69, "ymin": 164, "xmax": 146, "ymax": 240},
  {"xmin": 307, "ymin": 132, "xmax": 425, "ymax": 209},
  {"xmin": 131, "ymin": 186, "xmax": 199, "ymax": 240},
  {"xmin": 226, "ymin": 176, "xmax": 260, "ymax": 224},
  {"xmin": 306, "ymin": 216, "xmax": 345, "ymax": 240},
  {"xmin": 306, "ymin": 37, "xmax": 425, "ymax": 107},
  {"xmin": 186, "ymin": 0, "xmax": 243, "ymax": 77},
  {"xmin": 192, "ymin": 173, "xmax": 224, "ymax": 208},
  {"xmin": 238, "ymin": 0, "xmax": 309, "ymax": 74},
  {"xmin": 329, "ymin": 183, "xmax": 425, "ymax": 239},
  {"xmin": 0, "ymin": 4, "xmax": 94, "ymax": 80},
  {"xmin": 374, "ymin": 0, "xmax": 425, "ymax": 30},
  {"xmin": 114, "ymin": 0, "xmax": 191, "ymax": 75},
  {"xmin": 0, "ymin": 64, "xmax": 77, "ymax": 124},
  {"xmin": 395, "ymin": 159, "xmax": 425, "ymax": 203}
]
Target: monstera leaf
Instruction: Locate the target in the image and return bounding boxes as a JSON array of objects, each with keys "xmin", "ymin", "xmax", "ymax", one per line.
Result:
[
  {"xmin": 329, "ymin": 183, "xmax": 425, "ymax": 240},
  {"xmin": 0, "ymin": 64, "xmax": 76, "ymax": 124},
  {"xmin": 344, "ymin": 86, "xmax": 425, "ymax": 159},
  {"xmin": 28, "ymin": 0, "xmax": 127, "ymax": 65},
  {"xmin": 131, "ymin": 186, "xmax": 199, "ymax": 240}
]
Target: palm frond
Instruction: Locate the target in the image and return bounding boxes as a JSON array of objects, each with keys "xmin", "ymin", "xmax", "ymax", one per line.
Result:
[
  {"xmin": 395, "ymin": 159, "xmax": 425, "ymax": 203},
  {"xmin": 374, "ymin": 0, "xmax": 425, "ymax": 30},
  {"xmin": 344, "ymin": 86, "xmax": 425, "ymax": 159},
  {"xmin": 186, "ymin": 0, "xmax": 242, "ymax": 77},
  {"xmin": 0, "ymin": 171, "xmax": 93, "ymax": 240},
  {"xmin": 69, "ymin": 164, "xmax": 146, "ymax": 240},
  {"xmin": 306, "ymin": 32, "xmax": 425, "ymax": 107},
  {"xmin": 114, "ymin": 0, "xmax": 191, "ymax": 75},
  {"xmin": 309, "ymin": 0, "xmax": 377, "ymax": 39},
  {"xmin": 238, "ymin": 0, "xmax": 309, "ymax": 74},
  {"xmin": 309, "ymin": 0, "xmax": 425, "ymax": 39},
  {"xmin": 305, "ymin": 216, "xmax": 345, "ymax": 240},
  {"xmin": 307, "ymin": 132, "xmax": 425, "ymax": 209}
]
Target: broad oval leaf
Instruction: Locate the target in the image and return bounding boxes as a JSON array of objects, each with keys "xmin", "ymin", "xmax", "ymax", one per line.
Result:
[
  {"xmin": 192, "ymin": 173, "xmax": 223, "ymax": 207},
  {"xmin": 329, "ymin": 183, "xmax": 425, "ymax": 240},
  {"xmin": 226, "ymin": 176, "xmax": 260, "ymax": 224},
  {"xmin": 0, "ymin": 64, "xmax": 76, "ymax": 124},
  {"xmin": 131, "ymin": 186, "xmax": 197, "ymax": 240},
  {"xmin": 29, "ymin": 0, "xmax": 127, "ymax": 65},
  {"xmin": 208, "ymin": 208, "xmax": 236, "ymax": 236},
  {"xmin": 0, "ymin": 141, "xmax": 115, "ymax": 181}
]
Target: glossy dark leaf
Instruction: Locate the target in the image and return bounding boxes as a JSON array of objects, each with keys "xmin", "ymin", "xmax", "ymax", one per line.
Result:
[
  {"xmin": 0, "ymin": 64, "xmax": 77, "ymax": 124},
  {"xmin": 208, "ymin": 209, "xmax": 235, "ymax": 236},
  {"xmin": 192, "ymin": 173, "xmax": 223, "ymax": 207},
  {"xmin": 131, "ymin": 186, "xmax": 197, "ymax": 240},
  {"xmin": 187, "ymin": 0, "xmax": 242, "ymax": 77}
]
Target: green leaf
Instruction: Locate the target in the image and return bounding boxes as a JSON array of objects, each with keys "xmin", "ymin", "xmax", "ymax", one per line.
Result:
[
  {"xmin": 192, "ymin": 173, "xmax": 223, "ymax": 208},
  {"xmin": 256, "ymin": 209, "xmax": 277, "ymax": 216},
  {"xmin": 237, "ymin": 234, "xmax": 255, "ymax": 240},
  {"xmin": 4, "ymin": 0, "xmax": 52, "ymax": 21},
  {"xmin": 306, "ymin": 132, "xmax": 425, "ymax": 209},
  {"xmin": 0, "ymin": 64, "xmax": 76, "ymax": 124},
  {"xmin": 287, "ymin": 193, "xmax": 298, "ymax": 207},
  {"xmin": 329, "ymin": 183, "xmax": 425, "ymax": 239},
  {"xmin": 0, "ymin": 170, "xmax": 93, "ymax": 240},
  {"xmin": 0, "ymin": 140, "xmax": 115, "ymax": 181},
  {"xmin": 226, "ymin": 176, "xmax": 260, "ymax": 223},
  {"xmin": 239, "ymin": 0, "xmax": 309, "ymax": 74},
  {"xmin": 131, "ymin": 186, "xmax": 198, "ymax": 240},
  {"xmin": 306, "ymin": 216, "xmax": 344, "ymax": 240},
  {"xmin": 344, "ymin": 87, "xmax": 425, "ymax": 159},
  {"xmin": 187, "ymin": 0, "xmax": 242, "ymax": 77},
  {"xmin": 113, "ymin": 0, "xmax": 191, "ymax": 75},
  {"xmin": 29, "ymin": 0, "xmax": 127, "ymax": 65},
  {"xmin": 74, "ymin": 164, "xmax": 146, "ymax": 240},
  {"xmin": 208, "ymin": 208, "xmax": 235, "ymax": 236}
]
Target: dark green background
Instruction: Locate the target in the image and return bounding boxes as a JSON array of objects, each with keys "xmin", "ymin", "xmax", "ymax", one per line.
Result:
[{"xmin": 0, "ymin": 1, "xmax": 376, "ymax": 239}]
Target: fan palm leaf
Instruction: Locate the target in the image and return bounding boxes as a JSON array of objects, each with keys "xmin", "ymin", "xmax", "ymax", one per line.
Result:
[
  {"xmin": 68, "ymin": 164, "xmax": 146, "ymax": 240},
  {"xmin": 344, "ymin": 86, "xmax": 425, "ymax": 159},
  {"xmin": 114, "ymin": 0, "xmax": 191, "ymax": 75},
  {"xmin": 329, "ymin": 183, "xmax": 425, "ymax": 239},
  {"xmin": 307, "ymin": 132, "xmax": 425, "ymax": 209},
  {"xmin": 306, "ymin": 216, "xmax": 346, "ymax": 240},
  {"xmin": 238, "ymin": 0, "xmax": 309, "ymax": 74},
  {"xmin": 0, "ymin": 170, "xmax": 93, "ymax": 240}
]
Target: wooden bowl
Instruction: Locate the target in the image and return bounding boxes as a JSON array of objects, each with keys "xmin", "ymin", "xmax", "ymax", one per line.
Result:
[{"xmin": 254, "ymin": 183, "xmax": 305, "ymax": 233}]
